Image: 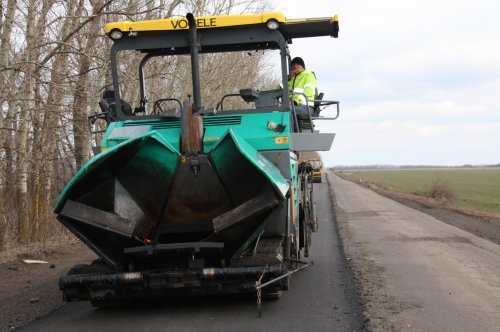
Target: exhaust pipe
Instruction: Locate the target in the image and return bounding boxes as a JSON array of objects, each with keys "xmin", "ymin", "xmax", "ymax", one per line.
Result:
[{"xmin": 186, "ymin": 13, "xmax": 201, "ymax": 112}]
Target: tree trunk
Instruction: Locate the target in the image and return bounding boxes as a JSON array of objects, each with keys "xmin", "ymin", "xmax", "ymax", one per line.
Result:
[
  {"xmin": 0, "ymin": 0, "xmax": 18, "ymax": 247},
  {"xmin": 35, "ymin": 0, "xmax": 81, "ymax": 241},
  {"xmin": 72, "ymin": 0, "xmax": 104, "ymax": 169},
  {"xmin": 16, "ymin": 0, "xmax": 38, "ymax": 244}
]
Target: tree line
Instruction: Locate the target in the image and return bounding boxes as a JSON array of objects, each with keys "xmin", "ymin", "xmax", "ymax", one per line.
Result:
[{"xmin": 0, "ymin": 0, "xmax": 274, "ymax": 249}]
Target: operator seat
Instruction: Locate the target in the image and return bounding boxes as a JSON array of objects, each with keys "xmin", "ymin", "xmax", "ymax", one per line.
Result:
[{"xmin": 99, "ymin": 90, "xmax": 133, "ymax": 123}]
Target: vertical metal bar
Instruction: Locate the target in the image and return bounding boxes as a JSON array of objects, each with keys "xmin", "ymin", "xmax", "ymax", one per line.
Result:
[
  {"xmin": 186, "ymin": 13, "xmax": 201, "ymax": 112},
  {"xmin": 110, "ymin": 45, "xmax": 124, "ymax": 119},
  {"xmin": 307, "ymin": 101, "xmax": 314, "ymax": 133},
  {"xmin": 138, "ymin": 54, "xmax": 152, "ymax": 110},
  {"xmin": 291, "ymin": 101, "xmax": 300, "ymax": 133},
  {"xmin": 281, "ymin": 46, "xmax": 290, "ymax": 104},
  {"xmin": 285, "ymin": 187, "xmax": 291, "ymax": 259}
]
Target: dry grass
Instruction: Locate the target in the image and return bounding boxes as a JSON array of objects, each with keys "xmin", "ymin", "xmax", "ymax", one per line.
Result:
[
  {"xmin": 424, "ymin": 179, "xmax": 456, "ymax": 202},
  {"xmin": 336, "ymin": 168, "xmax": 500, "ymax": 216}
]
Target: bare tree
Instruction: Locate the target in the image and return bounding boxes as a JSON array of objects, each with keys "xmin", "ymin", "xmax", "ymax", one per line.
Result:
[
  {"xmin": 15, "ymin": 0, "xmax": 40, "ymax": 243},
  {"xmin": 0, "ymin": 0, "xmax": 18, "ymax": 248},
  {"xmin": 0, "ymin": 0, "xmax": 275, "ymax": 249},
  {"xmin": 72, "ymin": 0, "xmax": 106, "ymax": 170}
]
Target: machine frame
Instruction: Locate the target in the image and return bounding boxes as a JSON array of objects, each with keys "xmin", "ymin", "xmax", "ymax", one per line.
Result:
[{"xmin": 57, "ymin": 12, "xmax": 340, "ymax": 310}]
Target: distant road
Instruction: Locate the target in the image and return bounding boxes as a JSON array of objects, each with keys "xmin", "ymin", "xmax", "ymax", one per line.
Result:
[
  {"xmin": 329, "ymin": 172, "xmax": 500, "ymax": 331},
  {"xmin": 19, "ymin": 178, "xmax": 365, "ymax": 332}
]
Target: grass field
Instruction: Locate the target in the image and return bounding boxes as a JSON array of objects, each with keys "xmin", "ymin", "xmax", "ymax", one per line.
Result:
[{"xmin": 336, "ymin": 168, "xmax": 500, "ymax": 216}]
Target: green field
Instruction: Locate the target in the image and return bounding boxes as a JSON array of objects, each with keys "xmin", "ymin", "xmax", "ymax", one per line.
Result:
[{"xmin": 336, "ymin": 168, "xmax": 500, "ymax": 216}]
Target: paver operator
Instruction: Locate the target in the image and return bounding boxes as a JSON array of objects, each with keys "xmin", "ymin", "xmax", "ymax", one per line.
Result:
[{"xmin": 287, "ymin": 57, "xmax": 317, "ymax": 115}]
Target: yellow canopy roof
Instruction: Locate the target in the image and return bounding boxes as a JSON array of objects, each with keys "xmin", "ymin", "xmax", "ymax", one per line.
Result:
[{"xmin": 105, "ymin": 12, "xmax": 338, "ymax": 35}]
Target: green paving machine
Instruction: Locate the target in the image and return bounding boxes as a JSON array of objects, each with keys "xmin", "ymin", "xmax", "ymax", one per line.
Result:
[{"xmin": 55, "ymin": 12, "xmax": 339, "ymax": 307}]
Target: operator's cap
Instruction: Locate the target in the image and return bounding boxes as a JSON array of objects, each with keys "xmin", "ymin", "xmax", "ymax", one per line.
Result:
[{"xmin": 291, "ymin": 57, "xmax": 305, "ymax": 69}]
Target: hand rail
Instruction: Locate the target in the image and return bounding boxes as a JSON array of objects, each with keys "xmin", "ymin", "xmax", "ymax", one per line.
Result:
[
  {"xmin": 289, "ymin": 92, "xmax": 315, "ymax": 133},
  {"xmin": 289, "ymin": 92, "xmax": 341, "ymax": 132},
  {"xmin": 152, "ymin": 98, "xmax": 182, "ymax": 115},
  {"xmin": 314, "ymin": 100, "xmax": 340, "ymax": 120},
  {"xmin": 216, "ymin": 93, "xmax": 240, "ymax": 111}
]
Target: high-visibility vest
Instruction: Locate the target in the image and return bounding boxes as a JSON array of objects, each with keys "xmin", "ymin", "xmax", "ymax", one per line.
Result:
[{"xmin": 288, "ymin": 69, "xmax": 317, "ymax": 107}]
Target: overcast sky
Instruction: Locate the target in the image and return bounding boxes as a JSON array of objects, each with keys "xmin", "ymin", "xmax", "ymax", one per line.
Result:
[{"xmin": 276, "ymin": 1, "xmax": 500, "ymax": 166}]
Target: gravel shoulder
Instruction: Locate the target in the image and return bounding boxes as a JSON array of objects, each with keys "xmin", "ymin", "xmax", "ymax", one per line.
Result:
[{"xmin": 329, "ymin": 171, "xmax": 500, "ymax": 331}]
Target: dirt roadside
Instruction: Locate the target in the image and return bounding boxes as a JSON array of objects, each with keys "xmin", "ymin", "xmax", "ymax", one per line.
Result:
[
  {"xmin": 330, "ymin": 171, "xmax": 500, "ymax": 331},
  {"xmin": 0, "ymin": 241, "xmax": 96, "ymax": 331}
]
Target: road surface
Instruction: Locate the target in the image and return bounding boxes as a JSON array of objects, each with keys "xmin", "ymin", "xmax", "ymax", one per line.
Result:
[
  {"xmin": 19, "ymin": 178, "xmax": 365, "ymax": 331},
  {"xmin": 330, "ymin": 172, "xmax": 500, "ymax": 332}
]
